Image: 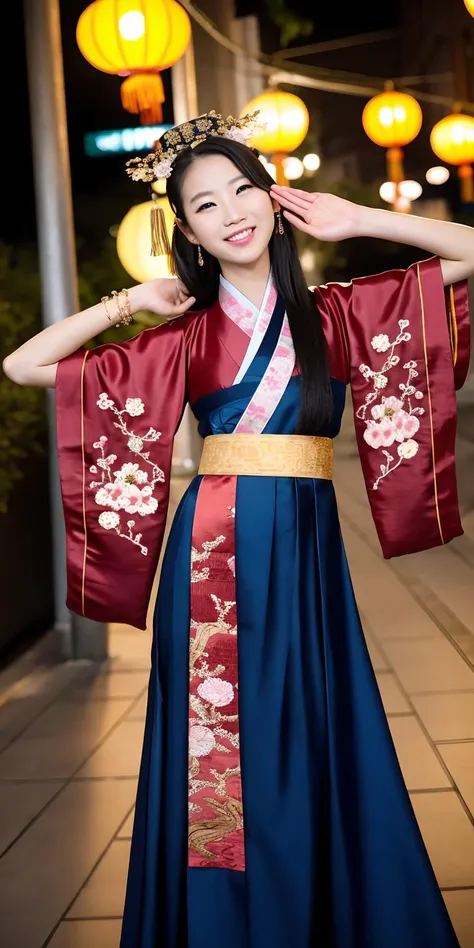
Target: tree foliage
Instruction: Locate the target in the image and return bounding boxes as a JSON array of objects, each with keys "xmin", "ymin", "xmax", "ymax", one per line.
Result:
[
  {"xmin": 263, "ymin": 0, "xmax": 314, "ymax": 47},
  {"xmin": 0, "ymin": 245, "xmax": 47, "ymax": 514},
  {"xmin": 0, "ymin": 236, "xmax": 159, "ymax": 514}
]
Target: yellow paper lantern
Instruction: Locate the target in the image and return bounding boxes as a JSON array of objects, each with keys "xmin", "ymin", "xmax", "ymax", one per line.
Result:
[
  {"xmin": 464, "ymin": 0, "xmax": 474, "ymax": 15},
  {"xmin": 117, "ymin": 198, "xmax": 175, "ymax": 283},
  {"xmin": 77, "ymin": 0, "xmax": 191, "ymax": 125},
  {"xmin": 362, "ymin": 90, "xmax": 422, "ymax": 148},
  {"xmin": 430, "ymin": 113, "xmax": 474, "ymax": 165},
  {"xmin": 152, "ymin": 177, "xmax": 168, "ymax": 195},
  {"xmin": 240, "ymin": 90, "xmax": 309, "ymax": 185},
  {"xmin": 241, "ymin": 90, "xmax": 309, "ymax": 154},
  {"xmin": 430, "ymin": 112, "xmax": 474, "ymax": 201},
  {"xmin": 362, "ymin": 86, "xmax": 422, "ymax": 188}
]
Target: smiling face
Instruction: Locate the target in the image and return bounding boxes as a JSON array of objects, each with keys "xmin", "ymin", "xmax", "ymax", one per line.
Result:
[{"xmin": 176, "ymin": 153, "xmax": 278, "ymax": 268}]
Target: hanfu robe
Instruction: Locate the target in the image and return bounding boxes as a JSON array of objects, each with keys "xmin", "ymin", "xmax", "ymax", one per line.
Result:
[{"xmin": 55, "ymin": 256, "xmax": 470, "ymax": 948}]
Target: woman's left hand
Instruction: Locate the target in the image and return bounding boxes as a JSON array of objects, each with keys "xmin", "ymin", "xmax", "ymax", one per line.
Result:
[{"xmin": 270, "ymin": 185, "xmax": 362, "ymax": 242}]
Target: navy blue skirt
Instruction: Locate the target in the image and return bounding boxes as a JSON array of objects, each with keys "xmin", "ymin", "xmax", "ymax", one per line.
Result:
[{"xmin": 120, "ymin": 472, "xmax": 459, "ymax": 947}]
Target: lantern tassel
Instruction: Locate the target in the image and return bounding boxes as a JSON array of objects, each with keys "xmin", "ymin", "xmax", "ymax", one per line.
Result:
[
  {"xmin": 150, "ymin": 203, "xmax": 172, "ymax": 258},
  {"xmin": 386, "ymin": 146, "xmax": 404, "ymax": 184},
  {"xmin": 458, "ymin": 164, "xmax": 474, "ymax": 203},
  {"xmin": 272, "ymin": 153, "xmax": 288, "ymax": 186},
  {"xmin": 121, "ymin": 73, "xmax": 165, "ymax": 126}
]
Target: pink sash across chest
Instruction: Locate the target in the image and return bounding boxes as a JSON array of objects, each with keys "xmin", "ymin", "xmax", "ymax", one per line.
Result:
[{"xmin": 219, "ymin": 272, "xmax": 296, "ymax": 433}]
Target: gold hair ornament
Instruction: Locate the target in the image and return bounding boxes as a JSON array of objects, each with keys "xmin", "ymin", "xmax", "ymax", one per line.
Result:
[
  {"xmin": 125, "ymin": 109, "xmax": 266, "ymax": 259},
  {"xmin": 126, "ymin": 109, "xmax": 264, "ymax": 184}
]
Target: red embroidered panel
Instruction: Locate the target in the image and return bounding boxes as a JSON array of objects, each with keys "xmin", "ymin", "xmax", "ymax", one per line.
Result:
[{"xmin": 188, "ymin": 475, "xmax": 245, "ymax": 871}]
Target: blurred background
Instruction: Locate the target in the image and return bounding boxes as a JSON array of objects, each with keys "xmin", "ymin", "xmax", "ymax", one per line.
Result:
[
  {"xmin": 2, "ymin": 0, "xmax": 474, "ymax": 663},
  {"xmin": 0, "ymin": 4, "xmax": 473, "ymax": 945}
]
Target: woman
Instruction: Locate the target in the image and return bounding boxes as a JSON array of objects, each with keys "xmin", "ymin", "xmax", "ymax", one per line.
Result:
[{"xmin": 3, "ymin": 110, "xmax": 472, "ymax": 948}]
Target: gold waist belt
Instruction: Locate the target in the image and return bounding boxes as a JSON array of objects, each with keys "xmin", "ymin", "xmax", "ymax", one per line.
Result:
[{"xmin": 198, "ymin": 434, "xmax": 333, "ymax": 480}]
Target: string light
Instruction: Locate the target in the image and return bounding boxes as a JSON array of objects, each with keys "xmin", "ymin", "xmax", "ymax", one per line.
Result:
[
  {"xmin": 426, "ymin": 166, "xmax": 450, "ymax": 185},
  {"xmin": 379, "ymin": 181, "xmax": 396, "ymax": 203},
  {"xmin": 394, "ymin": 195, "xmax": 411, "ymax": 212},
  {"xmin": 265, "ymin": 162, "xmax": 277, "ymax": 181},
  {"xmin": 282, "ymin": 157, "xmax": 304, "ymax": 180},
  {"xmin": 302, "ymin": 153, "xmax": 320, "ymax": 171},
  {"xmin": 399, "ymin": 180, "xmax": 422, "ymax": 200}
]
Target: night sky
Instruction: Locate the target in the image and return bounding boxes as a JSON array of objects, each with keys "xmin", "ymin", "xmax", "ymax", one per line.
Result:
[{"xmin": 2, "ymin": 1, "xmax": 401, "ymax": 245}]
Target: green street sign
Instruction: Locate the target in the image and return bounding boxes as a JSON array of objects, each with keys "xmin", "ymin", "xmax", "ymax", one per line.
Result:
[{"xmin": 84, "ymin": 125, "xmax": 173, "ymax": 156}]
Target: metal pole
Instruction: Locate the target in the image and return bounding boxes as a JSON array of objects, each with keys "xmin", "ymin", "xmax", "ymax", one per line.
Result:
[
  {"xmin": 23, "ymin": 0, "xmax": 108, "ymax": 660},
  {"xmin": 171, "ymin": 39, "xmax": 203, "ymax": 476}
]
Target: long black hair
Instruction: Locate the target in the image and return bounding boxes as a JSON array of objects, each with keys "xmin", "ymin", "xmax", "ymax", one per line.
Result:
[{"xmin": 166, "ymin": 136, "xmax": 333, "ymax": 435}]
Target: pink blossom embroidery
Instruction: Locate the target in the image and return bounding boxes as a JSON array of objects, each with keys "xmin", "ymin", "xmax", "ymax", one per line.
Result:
[
  {"xmin": 219, "ymin": 286, "xmax": 256, "ymax": 337},
  {"xmin": 266, "ymin": 284, "xmax": 278, "ymax": 311},
  {"xmin": 235, "ymin": 315, "xmax": 295, "ymax": 434},
  {"xmin": 189, "ymin": 725, "xmax": 217, "ymax": 757},
  {"xmin": 221, "ymin": 278, "xmax": 277, "ymax": 377},
  {"xmin": 247, "ymin": 402, "xmax": 267, "ymax": 416},
  {"xmin": 89, "ymin": 394, "xmax": 165, "ymax": 554},
  {"xmin": 356, "ymin": 322, "xmax": 425, "ymax": 490},
  {"xmin": 198, "ymin": 678, "xmax": 234, "ymax": 707},
  {"xmin": 220, "ymin": 272, "xmax": 295, "ymax": 433},
  {"xmin": 188, "ymin": 570, "xmax": 242, "ymax": 865}
]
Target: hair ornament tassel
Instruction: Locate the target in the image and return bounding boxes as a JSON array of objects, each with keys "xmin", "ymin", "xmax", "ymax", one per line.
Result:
[{"xmin": 150, "ymin": 202, "xmax": 172, "ymax": 258}]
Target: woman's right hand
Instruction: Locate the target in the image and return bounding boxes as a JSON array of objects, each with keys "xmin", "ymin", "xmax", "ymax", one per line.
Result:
[{"xmin": 134, "ymin": 277, "xmax": 196, "ymax": 318}]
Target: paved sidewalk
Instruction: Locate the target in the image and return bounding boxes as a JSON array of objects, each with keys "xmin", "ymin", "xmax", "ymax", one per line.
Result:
[{"xmin": 0, "ymin": 404, "xmax": 473, "ymax": 948}]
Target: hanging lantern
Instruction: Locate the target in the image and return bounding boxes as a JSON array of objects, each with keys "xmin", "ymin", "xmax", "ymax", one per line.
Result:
[
  {"xmin": 430, "ymin": 111, "xmax": 474, "ymax": 202},
  {"xmin": 117, "ymin": 198, "xmax": 175, "ymax": 283},
  {"xmin": 152, "ymin": 177, "xmax": 168, "ymax": 195},
  {"xmin": 240, "ymin": 89, "xmax": 309, "ymax": 185},
  {"xmin": 76, "ymin": 0, "xmax": 191, "ymax": 125},
  {"xmin": 464, "ymin": 0, "xmax": 474, "ymax": 15},
  {"xmin": 362, "ymin": 83, "xmax": 422, "ymax": 190}
]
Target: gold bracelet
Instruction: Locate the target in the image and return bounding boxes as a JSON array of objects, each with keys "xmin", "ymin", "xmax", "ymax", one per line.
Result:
[
  {"xmin": 101, "ymin": 296, "xmax": 114, "ymax": 322},
  {"xmin": 100, "ymin": 289, "xmax": 133, "ymax": 327},
  {"xmin": 111, "ymin": 288, "xmax": 133, "ymax": 327}
]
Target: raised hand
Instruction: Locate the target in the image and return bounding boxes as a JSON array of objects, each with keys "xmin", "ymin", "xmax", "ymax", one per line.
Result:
[
  {"xmin": 140, "ymin": 277, "xmax": 196, "ymax": 318},
  {"xmin": 270, "ymin": 185, "xmax": 362, "ymax": 242}
]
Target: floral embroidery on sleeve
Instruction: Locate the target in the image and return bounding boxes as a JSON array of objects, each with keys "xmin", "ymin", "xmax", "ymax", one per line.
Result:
[
  {"xmin": 89, "ymin": 394, "xmax": 165, "ymax": 554},
  {"xmin": 356, "ymin": 320, "xmax": 425, "ymax": 490}
]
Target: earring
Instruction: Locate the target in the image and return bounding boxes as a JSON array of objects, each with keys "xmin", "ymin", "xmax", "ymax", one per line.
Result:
[
  {"xmin": 197, "ymin": 243, "xmax": 204, "ymax": 266},
  {"xmin": 277, "ymin": 208, "xmax": 285, "ymax": 235}
]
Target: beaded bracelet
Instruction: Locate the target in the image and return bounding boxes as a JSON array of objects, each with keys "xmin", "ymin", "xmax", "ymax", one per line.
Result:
[{"xmin": 101, "ymin": 288, "xmax": 133, "ymax": 327}]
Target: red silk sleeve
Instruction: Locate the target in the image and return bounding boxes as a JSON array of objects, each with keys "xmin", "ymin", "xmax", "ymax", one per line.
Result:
[
  {"xmin": 311, "ymin": 281, "xmax": 351, "ymax": 384},
  {"xmin": 445, "ymin": 279, "xmax": 471, "ymax": 390},
  {"xmin": 314, "ymin": 257, "xmax": 471, "ymax": 558},
  {"xmin": 56, "ymin": 319, "xmax": 190, "ymax": 629}
]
